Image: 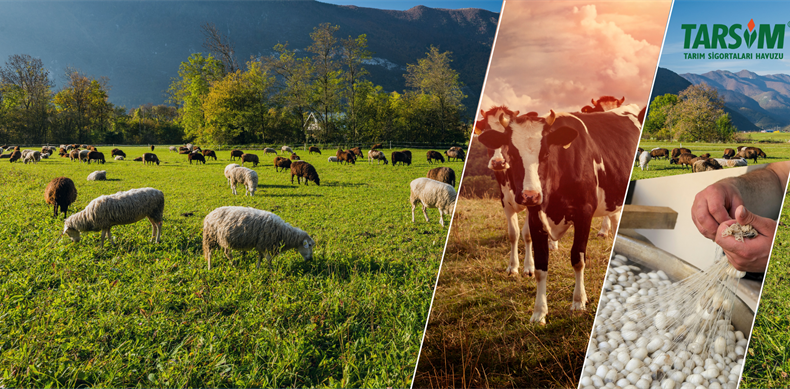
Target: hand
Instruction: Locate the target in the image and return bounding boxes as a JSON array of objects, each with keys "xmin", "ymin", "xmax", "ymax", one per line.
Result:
[
  {"xmin": 691, "ymin": 179, "xmax": 744, "ymax": 240},
  {"xmin": 716, "ymin": 205, "xmax": 777, "ymax": 273}
]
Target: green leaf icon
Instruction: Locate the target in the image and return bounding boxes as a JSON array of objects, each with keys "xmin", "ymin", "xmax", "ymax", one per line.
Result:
[{"xmin": 744, "ymin": 29, "xmax": 757, "ymax": 48}]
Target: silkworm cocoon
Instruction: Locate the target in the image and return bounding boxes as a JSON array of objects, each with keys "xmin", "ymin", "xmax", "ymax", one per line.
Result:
[
  {"xmin": 626, "ymin": 358, "xmax": 644, "ymax": 371},
  {"xmin": 647, "ymin": 337, "xmax": 664, "ymax": 353},
  {"xmin": 686, "ymin": 374, "xmax": 704, "ymax": 385},
  {"xmin": 715, "ymin": 336, "xmax": 727, "ymax": 355},
  {"xmin": 661, "ymin": 378, "xmax": 676, "ymax": 389},
  {"xmin": 702, "ymin": 367, "xmax": 720, "ymax": 379}
]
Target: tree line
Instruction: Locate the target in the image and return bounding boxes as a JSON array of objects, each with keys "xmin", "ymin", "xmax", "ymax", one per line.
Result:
[
  {"xmin": 0, "ymin": 23, "xmax": 469, "ymax": 146},
  {"xmin": 642, "ymin": 83, "xmax": 736, "ymax": 143}
]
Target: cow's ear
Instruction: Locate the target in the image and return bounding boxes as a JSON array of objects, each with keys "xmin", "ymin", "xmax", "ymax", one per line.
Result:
[
  {"xmin": 546, "ymin": 126, "xmax": 578, "ymax": 149},
  {"xmin": 477, "ymin": 129, "xmax": 508, "ymax": 149}
]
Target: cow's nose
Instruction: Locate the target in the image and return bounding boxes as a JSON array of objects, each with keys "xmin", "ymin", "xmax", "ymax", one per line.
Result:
[
  {"xmin": 491, "ymin": 159, "xmax": 508, "ymax": 171},
  {"xmin": 521, "ymin": 190, "xmax": 542, "ymax": 206}
]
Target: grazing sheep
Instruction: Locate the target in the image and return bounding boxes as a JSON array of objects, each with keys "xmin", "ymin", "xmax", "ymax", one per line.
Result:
[
  {"xmin": 202, "ymin": 149, "xmax": 218, "ymax": 160},
  {"xmin": 391, "ymin": 151, "xmax": 411, "ymax": 166},
  {"xmin": 289, "ymin": 153, "xmax": 300, "ymax": 161},
  {"xmin": 179, "ymin": 149, "xmax": 192, "ymax": 155},
  {"xmin": 40, "ymin": 153, "xmax": 49, "ymax": 159},
  {"xmin": 327, "ymin": 156, "xmax": 338, "ymax": 163},
  {"xmin": 263, "ymin": 147, "xmax": 277, "ymax": 155},
  {"xmin": 44, "ymin": 177, "xmax": 78, "ymax": 218},
  {"xmin": 426, "ymin": 150, "xmax": 445, "ymax": 164},
  {"xmin": 202, "ymin": 206, "xmax": 315, "ymax": 270},
  {"xmin": 634, "ymin": 148, "xmax": 644, "ymax": 167},
  {"xmin": 308, "ymin": 146, "xmax": 321, "ymax": 155},
  {"xmin": 8, "ymin": 150, "xmax": 21, "ymax": 163},
  {"xmin": 69, "ymin": 150, "xmax": 80, "ymax": 161},
  {"xmin": 367, "ymin": 150, "xmax": 388, "ymax": 164},
  {"xmin": 241, "ymin": 153, "xmax": 259, "ymax": 167},
  {"xmin": 142, "ymin": 153, "xmax": 160, "ymax": 165},
  {"xmin": 150, "ymin": 145, "xmax": 155, "ymax": 151},
  {"xmin": 713, "ymin": 158, "xmax": 748, "ymax": 167},
  {"xmin": 133, "ymin": 157, "xmax": 143, "ymax": 162},
  {"xmin": 445, "ymin": 147, "xmax": 465, "ymax": 162},
  {"xmin": 169, "ymin": 146, "xmax": 177, "ymax": 152},
  {"xmin": 87, "ymin": 170, "xmax": 107, "ymax": 181},
  {"xmin": 23, "ymin": 150, "xmax": 41, "ymax": 164},
  {"xmin": 63, "ymin": 187, "xmax": 164, "ymax": 247},
  {"xmin": 115, "ymin": 156, "xmax": 124, "ymax": 161},
  {"xmin": 350, "ymin": 147, "xmax": 363, "ymax": 158},
  {"xmin": 87, "ymin": 151, "xmax": 105, "ymax": 164},
  {"xmin": 639, "ymin": 150, "xmax": 652, "ymax": 171},
  {"xmin": 722, "ymin": 148, "xmax": 736, "ymax": 159},
  {"xmin": 281, "ymin": 146, "xmax": 293, "ymax": 154},
  {"xmin": 230, "ymin": 149, "xmax": 244, "ymax": 160},
  {"xmin": 669, "ymin": 153, "xmax": 697, "ymax": 169},
  {"xmin": 188, "ymin": 153, "xmax": 206, "ymax": 164},
  {"xmin": 274, "ymin": 156, "xmax": 292, "ymax": 172},
  {"xmin": 79, "ymin": 149, "xmax": 90, "ymax": 163},
  {"xmin": 59, "ymin": 148, "xmax": 67, "ymax": 157},
  {"xmin": 371, "ymin": 143, "xmax": 383, "ymax": 150},
  {"xmin": 409, "ymin": 177, "xmax": 457, "ymax": 227},
  {"xmin": 229, "ymin": 167, "xmax": 258, "ymax": 196},
  {"xmin": 427, "ymin": 167, "xmax": 456, "ymax": 187},
  {"xmin": 693, "ymin": 159, "xmax": 723, "ymax": 173},
  {"xmin": 111, "ymin": 148, "xmax": 126, "ymax": 157},
  {"xmin": 290, "ymin": 161, "xmax": 320, "ymax": 185},
  {"xmin": 224, "ymin": 163, "xmax": 241, "ymax": 186},
  {"xmin": 339, "ymin": 150, "xmax": 356, "ymax": 165}
]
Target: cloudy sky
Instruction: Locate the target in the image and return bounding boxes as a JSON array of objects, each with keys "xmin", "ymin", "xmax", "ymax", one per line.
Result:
[{"xmin": 478, "ymin": 1, "xmax": 672, "ymax": 116}]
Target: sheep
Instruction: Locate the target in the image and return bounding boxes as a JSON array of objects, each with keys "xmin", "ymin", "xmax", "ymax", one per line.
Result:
[
  {"xmin": 409, "ymin": 177, "xmax": 457, "ymax": 227},
  {"xmin": 281, "ymin": 145, "xmax": 293, "ymax": 154},
  {"xmin": 722, "ymin": 148, "xmax": 736, "ymax": 159},
  {"xmin": 308, "ymin": 146, "xmax": 321, "ymax": 155},
  {"xmin": 290, "ymin": 161, "xmax": 320, "ymax": 185},
  {"xmin": 224, "ymin": 163, "xmax": 241, "ymax": 186},
  {"xmin": 445, "ymin": 148, "xmax": 465, "ymax": 162},
  {"xmin": 391, "ymin": 151, "xmax": 411, "ymax": 166},
  {"xmin": 693, "ymin": 159, "xmax": 723, "ymax": 173},
  {"xmin": 142, "ymin": 153, "xmax": 160, "ymax": 165},
  {"xmin": 63, "ymin": 187, "xmax": 164, "ymax": 247},
  {"xmin": 202, "ymin": 206, "xmax": 315, "ymax": 270},
  {"xmin": 263, "ymin": 148, "xmax": 277, "ymax": 155},
  {"xmin": 200, "ymin": 149, "xmax": 217, "ymax": 160},
  {"xmin": 229, "ymin": 166, "xmax": 258, "ymax": 196},
  {"xmin": 274, "ymin": 156, "xmax": 292, "ymax": 172},
  {"xmin": 69, "ymin": 150, "xmax": 80, "ymax": 161},
  {"xmin": 150, "ymin": 145, "xmax": 155, "ymax": 151},
  {"xmin": 634, "ymin": 147, "xmax": 644, "ymax": 167},
  {"xmin": 40, "ymin": 153, "xmax": 49, "ymax": 159},
  {"xmin": 241, "ymin": 153, "xmax": 259, "ymax": 167},
  {"xmin": 339, "ymin": 150, "xmax": 356, "ymax": 165},
  {"xmin": 23, "ymin": 150, "xmax": 41, "ymax": 164},
  {"xmin": 169, "ymin": 146, "xmax": 177, "ymax": 152},
  {"xmin": 87, "ymin": 170, "xmax": 107, "ymax": 181},
  {"xmin": 188, "ymin": 153, "xmax": 206, "ymax": 164},
  {"xmin": 115, "ymin": 156, "xmax": 124, "ymax": 161},
  {"xmin": 179, "ymin": 149, "xmax": 192, "ymax": 155},
  {"xmin": 371, "ymin": 143, "xmax": 383, "ymax": 150},
  {"xmin": 87, "ymin": 151, "xmax": 105, "ymax": 164},
  {"xmin": 426, "ymin": 150, "xmax": 445, "ymax": 164},
  {"xmin": 427, "ymin": 167, "xmax": 456, "ymax": 187},
  {"xmin": 111, "ymin": 148, "xmax": 126, "ymax": 158},
  {"xmin": 8, "ymin": 150, "xmax": 21, "ymax": 163},
  {"xmin": 79, "ymin": 149, "xmax": 90, "ymax": 163},
  {"xmin": 327, "ymin": 156, "xmax": 339, "ymax": 163},
  {"xmin": 639, "ymin": 150, "xmax": 652, "ymax": 171},
  {"xmin": 133, "ymin": 157, "xmax": 143, "ymax": 162},
  {"xmin": 713, "ymin": 157, "xmax": 747, "ymax": 167},
  {"xmin": 45, "ymin": 177, "xmax": 78, "ymax": 219},
  {"xmin": 350, "ymin": 147, "xmax": 363, "ymax": 158},
  {"xmin": 59, "ymin": 148, "xmax": 67, "ymax": 157},
  {"xmin": 230, "ymin": 149, "xmax": 244, "ymax": 160},
  {"xmin": 367, "ymin": 150, "xmax": 388, "ymax": 164}
]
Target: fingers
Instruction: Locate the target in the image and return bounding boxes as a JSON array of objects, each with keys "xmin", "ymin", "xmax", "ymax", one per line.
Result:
[
  {"xmin": 715, "ymin": 209, "xmax": 777, "ymax": 273},
  {"xmin": 735, "ymin": 205, "xmax": 777, "ymax": 237},
  {"xmin": 692, "ymin": 192, "xmax": 728, "ymax": 240}
]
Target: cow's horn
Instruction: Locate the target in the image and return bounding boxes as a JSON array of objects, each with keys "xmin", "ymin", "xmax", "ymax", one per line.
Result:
[{"xmin": 546, "ymin": 110, "xmax": 556, "ymax": 126}]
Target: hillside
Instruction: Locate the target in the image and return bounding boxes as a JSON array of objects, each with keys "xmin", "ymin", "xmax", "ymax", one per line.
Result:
[{"xmin": 0, "ymin": 1, "xmax": 498, "ymax": 110}]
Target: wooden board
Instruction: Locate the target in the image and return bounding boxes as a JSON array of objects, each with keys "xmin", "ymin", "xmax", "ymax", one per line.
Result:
[{"xmin": 619, "ymin": 204, "xmax": 678, "ymax": 230}]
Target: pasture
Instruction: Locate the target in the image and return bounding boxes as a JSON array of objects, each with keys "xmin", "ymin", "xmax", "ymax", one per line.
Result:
[
  {"xmin": 413, "ymin": 195, "xmax": 609, "ymax": 388},
  {"xmin": 740, "ymin": 190, "xmax": 790, "ymax": 389},
  {"xmin": 0, "ymin": 145, "xmax": 459, "ymax": 387},
  {"xmin": 632, "ymin": 135, "xmax": 790, "ymax": 180}
]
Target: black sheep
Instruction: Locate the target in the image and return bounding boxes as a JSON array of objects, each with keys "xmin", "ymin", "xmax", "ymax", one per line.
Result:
[{"xmin": 290, "ymin": 161, "xmax": 320, "ymax": 185}]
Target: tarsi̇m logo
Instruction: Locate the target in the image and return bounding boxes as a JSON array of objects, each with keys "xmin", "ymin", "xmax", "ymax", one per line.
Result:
[{"xmin": 682, "ymin": 19, "xmax": 785, "ymax": 49}]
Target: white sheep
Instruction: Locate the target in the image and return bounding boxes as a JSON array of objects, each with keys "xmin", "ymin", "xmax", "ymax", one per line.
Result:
[
  {"xmin": 63, "ymin": 187, "xmax": 164, "ymax": 247},
  {"xmin": 281, "ymin": 145, "xmax": 293, "ymax": 154},
  {"xmin": 409, "ymin": 177, "xmax": 457, "ymax": 227},
  {"xmin": 40, "ymin": 153, "xmax": 49, "ymax": 159},
  {"xmin": 639, "ymin": 150, "xmax": 652, "ymax": 171},
  {"xmin": 367, "ymin": 150, "xmax": 388, "ymax": 164},
  {"xmin": 115, "ymin": 156, "xmax": 124, "ymax": 161},
  {"xmin": 264, "ymin": 148, "xmax": 277, "ymax": 155},
  {"xmin": 21, "ymin": 150, "xmax": 41, "ymax": 164},
  {"xmin": 229, "ymin": 166, "xmax": 258, "ymax": 196},
  {"xmin": 79, "ymin": 149, "xmax": 90, "ymax": 163},
  {"xmin": 224, "ymin": 163, "xmax": 241, "ymax": 187},
  {"xmin": 202, "ymin": 206, "xmax": 315, "ymax": 270},
  {"xmin": 714, "ymin": 157, "xmax": 748, "ymax": 167},
  {"xmin": 87, "ymin": 170, "xmax": 107, "ymax": 181},
  {"xmin": 169, "ymin": 146, "xmax": 177, "ymax": 152},
  {"xmin": 327, "ymin": 156, "xmax": 338, "ymax": 163}
]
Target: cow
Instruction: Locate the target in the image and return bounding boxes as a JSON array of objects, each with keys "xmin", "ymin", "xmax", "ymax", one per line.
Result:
[
  {"xmin": 580, "ymin": 96, "xmax": 625, "ymax": 113},
  {"xmin": 671, "ymin": 147, "xmax": 691, "ymax": 159},
  {"xmin": 475, "ymin": 104, "xmax": 640, "ymax": 324}
]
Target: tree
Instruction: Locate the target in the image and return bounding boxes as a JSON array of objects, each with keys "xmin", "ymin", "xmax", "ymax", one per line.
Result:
[
  {"xmin": 404, "ymin": 46, "xmax": 466, "ymax": 141},
  {"xmin": 201, "ymin": 22, "xmax": 239, "ymax": 74},
  {"xmin": 263, "ymin": 43, "xmax": 314, "ymax": 140},
  {"xmin": 667, "ymin": 84, "xmax": 726, "ymax": 142},
  {"xmin": 0, "ymin": 54, "xmax": 54, "ymax": 143},
  {"xmin": 716, "ymin": 113, "xmax": 737, "ymax": 142},
  {"xmin": 307, "ymin": 23, "xmax": 342, "ymax": 142},
  {"xmin": 52, "ymin": 69, "xmax": 111, "ymax": 143},
  {"xmin": 643, "ymin": 93, "xmax": 678, "ymax": 140},
  {"xmin": 167, "ymin": 53, "xmax": 224, "ymax": 142},
  {"xmin": 340, "ymin": 34, "xmax": 372, "ymax": 142}
]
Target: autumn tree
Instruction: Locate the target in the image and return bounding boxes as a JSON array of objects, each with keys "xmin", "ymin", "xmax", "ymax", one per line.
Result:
[
  {"xmin": 340, "ymin": 34, "xmax": 372, "ymax": 142},
  {"xmin": 643, "ymin": 93, "xmax": 678, "ymax": 140},
  {"xmin": 168, "ymin": 53, "xmax": 224, "ymax": 142},
  {"xmin": 263, "ymin": 43, "xmax": 314, "ymax": 138},
  {"xmin": 201, "ymin": 22, "xmax": 239, "ymax": 74},
  {"xmin": 53, "ymin": 69, "xmax": 111, "ymax": 143},
  {"xmin": 667, "ymin": 84, "xmax": 727, "ymax": 142},
  {"xmin": 307, "ymin": 23, "xmax": 342, "ymax": 141},
  {"xmin": 0, "ymin": 54, "xmax": 54, "ymax": 143}
]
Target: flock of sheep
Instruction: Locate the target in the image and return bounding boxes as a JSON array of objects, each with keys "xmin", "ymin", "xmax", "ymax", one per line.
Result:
[
  {"xmin": 635, "ymin": 145, "xmax": 767, "ymax": 172},
  {"xmin": 18, "ymin": 142, "xmax": 465, "ymax": 268}
]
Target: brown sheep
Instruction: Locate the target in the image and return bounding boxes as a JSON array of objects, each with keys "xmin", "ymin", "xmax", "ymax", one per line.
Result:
[
  {"xmin": 133, "ymin": 157, "xmax": 143, "ymax": 162},
  {"xmin": 391, "ymin": 151, "xmax": 411, "ymax": 166},
  {"xmin": 111, "ymin": 148, "xmax": 126, "ymax": 157},
  {"xmin": 241, "ymin": 153, "xmax": 259, "ymax": 167},
  {"xmin": 722, "ymin": 148, "xmax": 736, "ymax": 159},
  {"xmin": 290, "ymin": 153, "xmax": 301, "ymax": 160},
  {"xmin": 9, "ymin": 150, "xmax": 21, "ymax": 163},
  {"xmin": 87, "ymin": 151, "xmax": 105, "ymax": 164},
  {"xmin": 308, "ymin": 146, "xmax": 321, "ymax": 155},
  {"xmin": 339, "ymin": 150, "xmax": 356, "ymax": 165},
  {"xmin": 427, "ymin": 167, "xmax": 456, "ymax": 187},
  {"xmin": 69, "ymin": 150, "xmax": 80, "ymax": 161},
  {"xmin": 188, "ymin": 153, "xmax": 206, "ymax": 164},
  {"xmin": 699, "ymin": 153, "xmax": 711, "ymax": 159},
  {"xmin": 669, "ymin": 153, "xmax": 697, "ymax": 169},
  {"xmin": 426, "ymin": 150, "xmax": 445, "ymax": 164},
  {"xmin": 350, "ymin": 147, "xmax": 363, "ymax": 158},
  {"xmin": 274, "ymin": 156, "xmax": 292, "ymax": 172},
  {"xmin": 445, "ymin": 148, "xmax": 465, "ymax": 162},
  {"xmin": 650, "ymin": 148, "xmax": 670, "ymax": 159},
  {"xmin": 59, "ymin": 148, "xmax": 68, "ymax": 157},
  {"xmin": 142, "ymin": 153, "xmax": 160, "ymax": 165},
  {"xmin": 290, "ymin": 161, "xmax": 320, "ymax": 185},
  {"xmin": 737, "ymin": 148, "xmax": 760, "ymax": 163},
  {"xmin": 44, "ymin": 177, "xmax": 78, "ymax": 219},
  {"xmin": 202, "ymin": 149, "xmax": 217, "ymax": 160},
  {"xmin": 179, "ymin": 149, "xmax": 192, "ymax": 155},
  {"xmin": 230, "ymin": 149, "xmax": 244, "ymax": 161}
]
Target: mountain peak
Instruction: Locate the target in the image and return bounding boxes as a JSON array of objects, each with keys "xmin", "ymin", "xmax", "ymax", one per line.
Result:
[{"xmin": 736, "ymin": 69, "xmax": 759, "ymax": 79}]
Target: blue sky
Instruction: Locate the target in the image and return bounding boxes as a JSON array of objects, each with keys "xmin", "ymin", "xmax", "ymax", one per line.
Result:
[
  {"xmin": 660, "ymin": 0, "xmax": 790, "ymax": 74},
  {"xmin": 320, "ymin": 0, "xmax": 502, "ymax": 12}
]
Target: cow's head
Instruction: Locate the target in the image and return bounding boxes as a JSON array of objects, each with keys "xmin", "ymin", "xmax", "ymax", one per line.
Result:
[
  {"xmin": 593, "ymin": 96, "xmax": 625, "ymax": 112},
  {"xmin": 475, "ymin": 106, "xmax": 521, "ymax": 172}
]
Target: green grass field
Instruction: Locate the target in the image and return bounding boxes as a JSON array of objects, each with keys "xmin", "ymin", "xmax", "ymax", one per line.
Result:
[
  {"xmin": 412, "ymin": 195, "xmax": 609, "ymax": 388},
  {"xmin": 740, "ymin": 190, "xmax": 790, "ymax": 388},
  {"xmin": 632, "ymin": 135, "xmax": 790, "ymax": 180},
  {"xmin": 0, "ymin": 146, "xmax": 458, "ymax": 388}
]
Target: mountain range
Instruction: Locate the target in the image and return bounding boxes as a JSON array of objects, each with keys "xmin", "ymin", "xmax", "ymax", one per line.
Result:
[{"xmin": 0, "ymin": 1, "xmax": 498, "ymax": 110}]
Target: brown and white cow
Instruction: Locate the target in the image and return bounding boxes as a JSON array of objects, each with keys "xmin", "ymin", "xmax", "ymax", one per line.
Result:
[{"xmin": 475, "ymin": 104, "xmax": 640, "ymax": 324}]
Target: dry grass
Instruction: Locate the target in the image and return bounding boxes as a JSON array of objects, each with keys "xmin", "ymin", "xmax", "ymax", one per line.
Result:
[{"xmin": 412, "ymin": 195, "xmax": 610, "ymax": 388}]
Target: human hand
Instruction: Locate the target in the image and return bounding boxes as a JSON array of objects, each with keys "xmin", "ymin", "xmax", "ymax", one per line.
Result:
[
  {"xmin": 691, "ymin": 179, "xmax": 744, "ymax": 240},
  {"xmin": 716, "ymin": 205, "xmax": 777, "ymax": 273}
]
